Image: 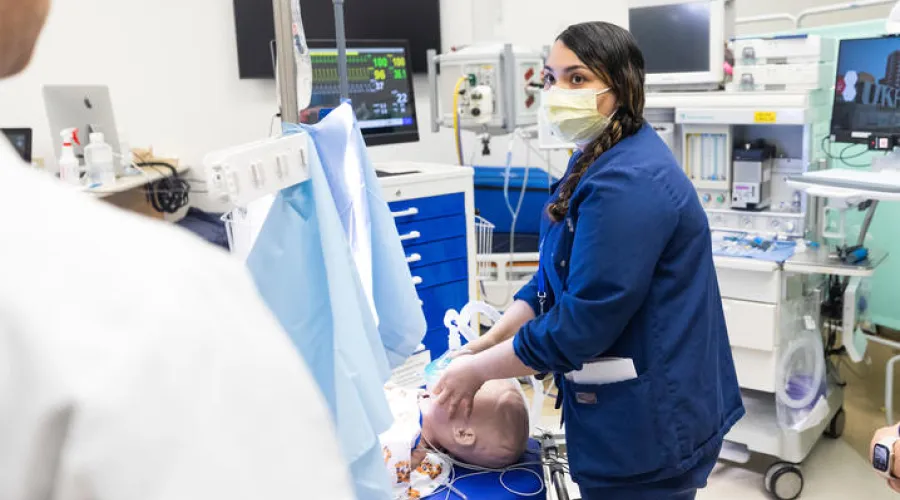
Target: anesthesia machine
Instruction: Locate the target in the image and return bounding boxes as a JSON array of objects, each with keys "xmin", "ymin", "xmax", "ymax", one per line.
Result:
[{"xmin": 635, "ymin": 0, "xmax": 898, "ymax": 498}]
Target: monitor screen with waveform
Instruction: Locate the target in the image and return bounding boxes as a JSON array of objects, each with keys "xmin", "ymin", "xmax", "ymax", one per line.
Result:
[{"xmin": 303, "ymin": 40, "xmax": 419, "ymax": 147}]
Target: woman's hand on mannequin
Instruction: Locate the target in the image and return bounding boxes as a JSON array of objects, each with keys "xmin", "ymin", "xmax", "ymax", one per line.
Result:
[{"xmin": 432, "ymin": 354, "xmax": 486, "ymax": 420}]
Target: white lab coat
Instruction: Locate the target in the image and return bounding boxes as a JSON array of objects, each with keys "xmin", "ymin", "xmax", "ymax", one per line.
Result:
[{"xmin": 0, "ymin": 140, "xmax": 354, "ymax": 500}]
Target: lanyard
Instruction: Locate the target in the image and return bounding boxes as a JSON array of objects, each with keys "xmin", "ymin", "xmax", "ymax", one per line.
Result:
[{"xmin": 536, "ymin": 236, "xmax": 547, "ymax": 315}]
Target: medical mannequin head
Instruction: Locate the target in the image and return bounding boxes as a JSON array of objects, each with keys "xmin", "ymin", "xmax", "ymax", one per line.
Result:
[
  {"xmin": 0, "ymin": 0, "xmax": 49, "ymax": 78},
  {"xmin": 419, "ymin": 379, "xmax": 529, "ymax": 469},
  {"xmin": 545, "ymin": 22, "xmax": 646, "ymax": 221}
]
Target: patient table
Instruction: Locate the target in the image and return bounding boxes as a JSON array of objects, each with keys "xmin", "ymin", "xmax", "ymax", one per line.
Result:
[{"xmin": 431, "ymin": 435, "xmax": 572, "ymax": 500}]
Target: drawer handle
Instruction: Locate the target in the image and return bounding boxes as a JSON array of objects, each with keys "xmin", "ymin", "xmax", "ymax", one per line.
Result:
[
  {"xmin": 400, "ymin": 230, "xmax": 421, "ymax": 242},
  {"xmin": 412, "ymin": 276, "xmax": 424, "ymax": 286},
  {"xmin": 392, "ymin": 207, "xmax": 420, "ymax": 218},
  {"xmin": 406, "ymin": 253, "xmax": 423, "ymax": 264}
]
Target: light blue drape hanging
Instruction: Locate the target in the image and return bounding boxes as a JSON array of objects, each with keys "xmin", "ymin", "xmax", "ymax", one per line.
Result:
[
  {"xmin": 247, "ymin": 103, "xmax": 426, "ymax": 500},
  {"xmin": 296, "ymin": 104, "xmax": 426, "ymax": 367}
]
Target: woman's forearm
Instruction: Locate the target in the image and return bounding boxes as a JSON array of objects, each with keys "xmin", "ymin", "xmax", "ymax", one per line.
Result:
[
  {"xmin": 463, "ymin": 300, "xmax": 536, "ymax": 354},
  {"xmin": 472, "ymin": 338, "xmax": 538, "ymax": 380}
]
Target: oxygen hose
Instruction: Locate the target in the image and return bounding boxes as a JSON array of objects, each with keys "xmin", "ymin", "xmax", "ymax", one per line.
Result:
[{"xmin": 501, "ymin": 130, "xmax": 532, "ymax": 307}]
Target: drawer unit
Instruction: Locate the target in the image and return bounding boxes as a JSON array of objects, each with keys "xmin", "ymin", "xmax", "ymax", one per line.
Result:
[
  {"xmin": 396, "ymin": 214, "xmax": 468, "ymax": 248},
  {"xmin": 716, "ymin": 266, "xmax": 781, "ymax": 303},
  {"xmin": 388, "ymin": 187, "xmax": 472, "ymax": 359},
  {"xmin": 405, "ymin": 237, "xmax": 468, "ymax": 269},
  {"xmin": 411, "ymin": 259, "xmax": 469, "ymax": 291},
  {"xmin": 722, "ymin": 299, "xmax": 778, "ymax": 352},
  {"xmin": 732, "ymin": 347, "xmax": 778, "ymax": 393},
  {"xmin": 389, "ymin": 193, "xmax": 466, "ymax": 223}
]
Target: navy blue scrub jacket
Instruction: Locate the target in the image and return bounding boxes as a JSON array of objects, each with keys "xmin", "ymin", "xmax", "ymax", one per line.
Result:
[{"xmin": 513, "ymin": 123, "xmax": 745, "ymax": 490}]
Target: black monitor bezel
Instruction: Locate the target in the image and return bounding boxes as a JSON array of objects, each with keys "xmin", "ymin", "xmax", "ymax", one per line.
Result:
[
  {"xmin": 306, "ymin": 38, "xmax": 420, "ymax": 147},
  {"xmin": 2, "ymin": 128, "xmax": 33, "ymax": 163},
  {"xmin": 830, "ymin": 35, "xmax": 900, "ymax": 145}
]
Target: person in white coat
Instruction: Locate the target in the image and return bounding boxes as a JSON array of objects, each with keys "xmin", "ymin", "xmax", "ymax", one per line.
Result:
[{"xmin": 0, "ymin": 1, "xmax": 355, "ymax": 499}]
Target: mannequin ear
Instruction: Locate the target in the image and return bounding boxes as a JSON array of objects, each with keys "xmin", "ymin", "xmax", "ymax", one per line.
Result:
[{"xmin": 452, "ymin": 427, "xmax": 476, "ymax": 446}]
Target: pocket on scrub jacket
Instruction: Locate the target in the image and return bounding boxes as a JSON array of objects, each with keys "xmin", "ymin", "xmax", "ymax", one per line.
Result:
[{"xmin": 563, "ymin": 372, "xmax": 668, "ymax": 481}]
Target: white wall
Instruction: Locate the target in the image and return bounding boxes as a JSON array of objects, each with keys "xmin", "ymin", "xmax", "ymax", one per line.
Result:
[
  {"xmin": 0, "ymin": 0, "xmax": 626, "ymax": 210},
  {"xmin": 1, "ymin": 0, "xmax": 276, "ymax": 173},
  {"xmin": 370, "ymin": 0, "xmax": 628, "ymax": 176},
  {"xmin": 0, "ymin": 0, "xmax": 892, "ymax": 210}
]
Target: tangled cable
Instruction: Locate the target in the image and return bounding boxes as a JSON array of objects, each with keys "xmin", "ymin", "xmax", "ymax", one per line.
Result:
[
  {"xmin": 419, "ymin": 435, "xmax": 569, "ymax": 499},
  {"xmin": 137, "ymin": 162, "xmax": 191, "ymax": 214},
  {"xmin": 819, "ymin": 135, "xmax": 884, "ymax": 168}
]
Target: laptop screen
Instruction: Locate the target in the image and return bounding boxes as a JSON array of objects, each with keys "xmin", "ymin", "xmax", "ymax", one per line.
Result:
[{"xmin": 2, "ymin": 128, "xmax": 32, "ymax": 163}]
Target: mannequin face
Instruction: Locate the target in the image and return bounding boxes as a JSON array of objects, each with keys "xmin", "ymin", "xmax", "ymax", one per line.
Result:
[
  {"xmin": 0, "ymin": 0, "xmax": 49, "ymax": 77},
  {"xmin": 419, "ymin": 379, "xmax": 529, "ymax": 469}
]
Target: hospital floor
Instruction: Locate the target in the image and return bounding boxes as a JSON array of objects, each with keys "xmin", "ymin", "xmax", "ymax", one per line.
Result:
[{"xmin": 531, "ymin": 336, "xmax": 900, "ymax": 499}]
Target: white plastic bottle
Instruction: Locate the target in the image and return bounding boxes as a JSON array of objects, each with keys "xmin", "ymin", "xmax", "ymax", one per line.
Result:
[
  {"xmin": 84, "ymin": 132, "xmax": 116, "ymax": 186},
  {"xmin": 58, "ymin": 128, "xmax": 83, "ymax": 186}
]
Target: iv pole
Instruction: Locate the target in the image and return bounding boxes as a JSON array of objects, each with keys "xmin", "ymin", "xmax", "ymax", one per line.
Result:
[{"xmin": 272, "ymin": 0, "xmax": 350, "ymax": 125}]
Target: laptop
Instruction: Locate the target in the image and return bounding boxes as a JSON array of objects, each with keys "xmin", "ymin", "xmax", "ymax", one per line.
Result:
[
  {"xmin": 43, "ymin": 85, "xmax": 122, "ymax": 161},
  {"xmin": 1, "ymin": 128, "xmax": 32, "ymax": 162}
]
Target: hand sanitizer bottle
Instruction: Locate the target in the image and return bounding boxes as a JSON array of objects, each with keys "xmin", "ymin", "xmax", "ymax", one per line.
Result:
[{"xmin": 84, "ymin": 132, "xmax": 116, "ymax": 186}]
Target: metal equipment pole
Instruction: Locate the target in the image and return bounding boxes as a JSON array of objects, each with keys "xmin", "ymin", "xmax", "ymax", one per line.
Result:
[
  {"xmin": 273, "ymin": 0, "xmax": 299, "ymax": 124},
  {"xmin": 334, "ymin": 0, "xmax": 350, "ymax": 101},
  {"xmin": 541, "ymin": 433, "xmax": 570, "ymax": 500},
  {"xmin": 857, "ymin": 200, "xmax": 879, "ymax": 247},
  {"xmin": 273, "ymin": 0, "xmax": 350, "ymax": 123}
]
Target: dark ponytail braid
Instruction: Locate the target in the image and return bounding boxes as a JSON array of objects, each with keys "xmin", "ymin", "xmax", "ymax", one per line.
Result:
[{"xmin": 547, "ymin": 22, "xmax": 647, "ymax": 222}]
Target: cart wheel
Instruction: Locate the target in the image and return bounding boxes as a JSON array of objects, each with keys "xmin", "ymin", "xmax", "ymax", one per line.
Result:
[
  {"xmin": 765, "ymin": 462, "xmax": 804, "ymax": 500},
  {"xmin": 824, "ymin": 408, "xmax": 846, "ymax": 439}
]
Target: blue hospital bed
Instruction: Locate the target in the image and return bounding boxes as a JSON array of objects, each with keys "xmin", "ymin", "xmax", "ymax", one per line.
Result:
[{"xmin": 429, "ymin": 437, "xmax": 570, "ymax": 500}]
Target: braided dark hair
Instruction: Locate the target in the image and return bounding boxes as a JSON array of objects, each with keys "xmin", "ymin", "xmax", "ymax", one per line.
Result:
[{"xmin": 547, "ymin": 22, "xmax": 646, "ymax": 222}]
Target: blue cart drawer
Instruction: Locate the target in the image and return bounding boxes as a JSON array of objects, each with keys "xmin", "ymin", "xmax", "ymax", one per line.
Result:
[
  {"xmin": 389, "ymin": 193, "xmax": 465, "ymax": 223},
  {"xmin": 405, "ymin": 236, "xmax": 468, "ymax": 269},
  {"xmin": 419, "ymin": 279, "xmax": 469, "ymax": 330},
  {"xmin": 411, "ymin": 259, "xmax": 468, "ymax": 290},
  {"xmin": 396, "ymin": 215, "xmax": 467, "ymax": 247}
]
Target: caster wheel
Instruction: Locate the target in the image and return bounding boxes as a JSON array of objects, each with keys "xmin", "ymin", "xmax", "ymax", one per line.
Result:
[
  {"xmin": 765, "ymin": 462, "xmax": 804, "ymax": 500},
  {"xmin": 824, "ymin": 408, "xmax": 846, "ymax": 439}
]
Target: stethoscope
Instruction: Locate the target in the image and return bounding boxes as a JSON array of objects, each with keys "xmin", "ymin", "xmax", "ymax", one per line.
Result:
[
  {"xmin": 536, "ymin": 216, "xmax": 573, "ymax": 316},
  {"xmin": 537, "ymin": 236, "xmax": 547, "ymax": 315}
]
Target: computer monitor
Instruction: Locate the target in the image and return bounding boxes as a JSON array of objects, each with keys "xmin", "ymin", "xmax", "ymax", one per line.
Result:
[
  {"xmin": 831, "ymin": 35, "xmax": 900, "ymax": 145},
  {"xmin": 2, "ymin": 128, "xmax": 32, "ymax": 162},
  {"xmin": 628, "ymin": 0, "xmax": 732, "ymax": 91},
  {"xmin": 43, "ymin": 85, "xmax": 122, "ymax": 161},
  {"xmin": 301, "ymin": 39, "xmax": 419, "ymax": 146}
]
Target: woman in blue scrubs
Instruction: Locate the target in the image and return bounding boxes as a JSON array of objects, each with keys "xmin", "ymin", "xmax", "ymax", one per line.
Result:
[{"xmin": 433, "ymin": 22, "xmax": 745, "ymax": 499}]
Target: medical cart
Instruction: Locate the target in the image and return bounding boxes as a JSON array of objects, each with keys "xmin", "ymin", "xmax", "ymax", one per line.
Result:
[
  {"xmin": 645, "ymin": 88, "xmax": 886, "ymax": 499},
  {"xmin": 376, "ymin": 162, "xmax": 479, "ymax": 359}
]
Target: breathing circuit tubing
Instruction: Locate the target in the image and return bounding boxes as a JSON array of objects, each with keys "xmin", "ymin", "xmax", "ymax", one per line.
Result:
[{"xmin": 420, "ymin": 434, "xmax": 565, "ymax": 500}]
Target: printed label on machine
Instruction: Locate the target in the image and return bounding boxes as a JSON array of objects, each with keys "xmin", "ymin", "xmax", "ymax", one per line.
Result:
[{"xmin": 754, "ymin": 111, "xmax": 777, "ymax": 124}]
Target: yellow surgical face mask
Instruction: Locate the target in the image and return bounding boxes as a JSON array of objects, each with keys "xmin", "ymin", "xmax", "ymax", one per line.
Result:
[{"xmin": 541, "ymin": 87, "xmax": 613, "ymax": 147}]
